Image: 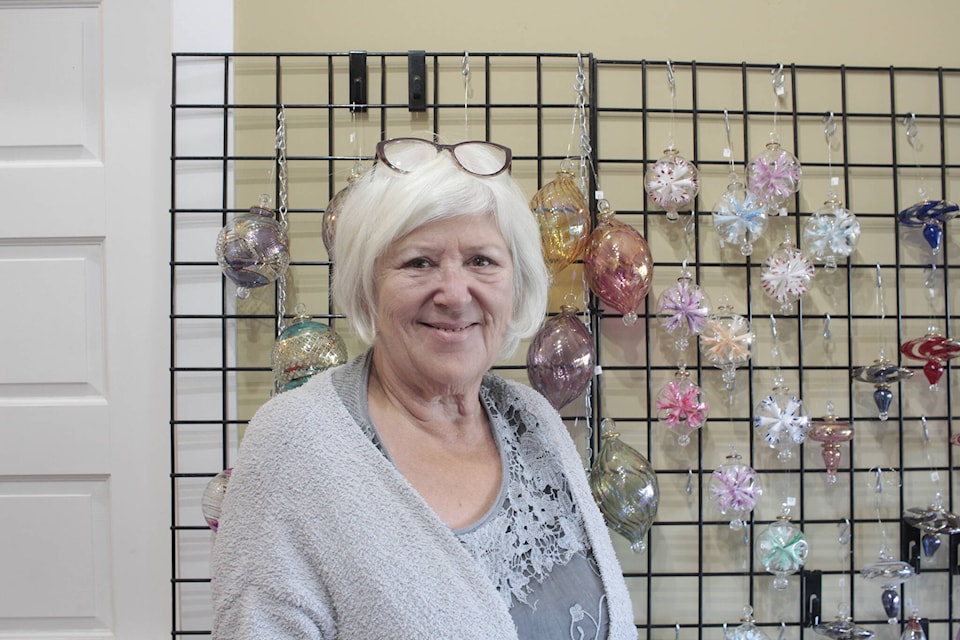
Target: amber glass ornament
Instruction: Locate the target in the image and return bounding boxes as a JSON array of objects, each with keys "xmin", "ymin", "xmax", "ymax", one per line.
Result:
[
  {"xmin": 589, "ymin": 418, "xmax": 659, "ymax": 553},
  {"xmin": 271, "ymin": 305, "xmax": 348, "ymax": 392},
  {"xmin": 321, "ymin": 175, "xmax": 359, "ymax": 261},
  {"xmin": 530, "ymin": 169, "xmax": 591, "ymax": 277},
  {"xmin": 526, "ymin": 305, "xmax": 596, "ymax": 410},
  {"xmin": 583, "ymin": 201, "xmax": 654, "ymax": 326}
]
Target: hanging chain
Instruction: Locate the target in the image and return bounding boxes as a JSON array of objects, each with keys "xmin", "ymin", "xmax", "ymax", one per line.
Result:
[{"xmin": 275, "ymin": 106, "xmax": 289, "ymax": 335}]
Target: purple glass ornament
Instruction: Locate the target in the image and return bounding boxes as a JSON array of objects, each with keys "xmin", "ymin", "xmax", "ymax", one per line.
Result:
[
  {"xmin": 709, "ymin": 452, "xmax": 762, "ymax": 530},
  {"xmin": 526, "ymin": 305, "xmax": 596, "ymax": 410},
  {"xmin": 215, "ymin": 198, "xmax": 290, "ymax": 298},
  {"xmin": 747, "ymin": 141, "xmax": 802, "ymax": 210},
  {"xmin": 655, "ymin": 266, "xmax": 711, "ymax": 351}
]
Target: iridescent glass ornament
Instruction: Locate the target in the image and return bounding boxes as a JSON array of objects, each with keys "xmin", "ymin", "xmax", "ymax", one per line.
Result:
[
  {"xmin": 754, "ymin": 382, "xmax": 809, "ymax": 461},
  {"xmin": 655, "ymin": 265, "xmax": 711, "ymax": 351},
  {"xmin": 902, "ymin": 495, "xmax": 960, "ymax": 559},
  {"xmin": 803, "ymin": 196, "xmax": 862, "ymax": 273},
  {"xmin": 899, "ymin": 614, "xmax": 927, "ymax": 640},
  {"xmin": 215, "ymin": 196, "xmax": 291, "ymax": 299},
  {"xmin": 861, "ymin": 558, "xmax": 914, "ymax": 623},
  {"xmin": 655, "ymin": 367, "xmax": 708, "ymax": 446},
  {"xmin": 756, "ymin": 513, "xmax": 808, "ymax": 590},
  {"xmin": 700, "ymin": 298, "xmax": 755, "ymax": 390},
  {"xmin": 321, "ymin": 175, "xmax": 359, "ymax": 261},
  {"xmin": 900, "ymin": 332, "xmax": 960, "ymax": 389},
  {"xmin": 723, "ymin": 606, "xmax": 772, "ymax": 640},
  {"xmin": 644, "ymin": 148, "xmax": 700, "ymax": 221},
  {"xmin": 201, "ymin": 468, "xmax": 232, "ymax": 532},
  {"xmin": 589, "ymin": 418, "xmax": 659, "ymax": 553},
  {"xmin": 813, "ymin": 611, "xmax": 874, "ymax": 640},
  {"xmin": 851, "ymin": 359, "xmax": 914, "ymax": 421},
  {"xmin": 526, "ymin": 305, "xmax": 596, "ymax": 410},
  {"xmin": 713, "ymin": 177, "xmax": 767, "ymax": 256},
  {"xmin": 271, "ymin": 306, "xmax": 348, "ymax": 392},
  {"xmin": 761, "ymin": 237, "xmax": 815, "ymax": 313},
  {"xmin": 747, "ymin": 141, "xmax": 802, "ymax": 211},
  {"xmin": 530, "ymin": 169, "xmax": 591, "ymax": 277},
  {"xmin": 583, "ymin": 201, "xmax": 654, "ymax": 326},
  {"xmin": 898, "ymin": 200, "xmax": 959, "ymax": 256},
  {"xmin": 709, "ymin": 452, "xmax": 762, "ymax": 530},
  {"xmin": 806, "ymin": 402, "xmax": 854, "ymax": 483}
]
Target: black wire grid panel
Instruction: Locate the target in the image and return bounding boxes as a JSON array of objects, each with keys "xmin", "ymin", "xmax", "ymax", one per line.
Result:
[{"xmin": 171, "ymin": 52, "xmax": 960, "ymax": 638}]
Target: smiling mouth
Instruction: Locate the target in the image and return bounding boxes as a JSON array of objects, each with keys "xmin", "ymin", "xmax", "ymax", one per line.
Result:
[{"xmin": 423, "ymin": 322, "xmax": 475, "ymax": 332}]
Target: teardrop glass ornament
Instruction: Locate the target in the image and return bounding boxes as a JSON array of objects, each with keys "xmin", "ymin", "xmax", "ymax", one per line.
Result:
[
  {"xmin": 530, "ymin": 169, "xmax": 591, "ymax": 277},
  {"xmin": 526, "ymin": 305, "xmax": 596, "ymax": 410}
]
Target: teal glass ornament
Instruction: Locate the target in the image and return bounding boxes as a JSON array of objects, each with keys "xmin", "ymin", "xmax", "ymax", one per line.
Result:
[
  {"xmin": 271, "ymin": 305, "xmax": 348, "ymax": 392},
  {"xmin": 756, "ymin": 513, "xmax": 808, "ymax": 590}
]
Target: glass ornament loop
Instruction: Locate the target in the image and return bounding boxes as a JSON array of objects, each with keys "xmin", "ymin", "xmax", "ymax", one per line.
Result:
[
  {"xmin": 530, "ymin": 169, "xmax": 591, "ymax": 277},
  {"xmin": 747, "ymin": 141, "xmax": 802, "ymax": 210},
  {"xmin": 655, "ymin": 268, "xmax": 711, "ymax": 351},
  {"xmin": 589, "ymin": 418, "xmax": 659, "ymax": 553},
  {"xmin": 807, "ymin": 410, "xmax": 854, "ymax": 483},
  {"xmin": 201, "ymin": 468, "xmax": 232, "ymax": 531},
  {"xmin": 699, "ymin": 299, "xmax": 755, "ymax": 390},
  {"xmin": 271, "ymin": 308, "xmax": 349, "ymax": 392},
  {"xmin": 644, "ymin": 148, "xmax": 700, "ymax": 221},
  {"xmin": 803, "ymin": 197, "xmax": 862, "ymax": 273},
  {"xmin": 709, "ymin": 452, "xmax": 762, "ymax": 530},
  {"xmin": 756, "ymin": 514, "xmax": 808, "ymax": 590},
  {"xmin": 761, "ymin": 238, "xmax": 815, "ymax": 313},
  {"xmin": 754, "ymin": 386, "xmax": 810, "ymax": 461},
  {"xmin": 215, "ymin": 198, "xmax": 291, "ymax": 298},
  {"xmin": 583, "ymin": 204, "xmax": 654, "ymax": 326},
  {"xmin": 713, "ymin": 178, "xmax": 767, "ymax": 256},
  {"xmin": 655, "ymin": 368, "xmax": 708, "ymax": 447},
  {"xmin": 898, "ymin": 199, "xmax": 959, "ymax": 256},
  {"xmin": 526, "ymin": 305, "xmax": 596, "ymax": 410}
]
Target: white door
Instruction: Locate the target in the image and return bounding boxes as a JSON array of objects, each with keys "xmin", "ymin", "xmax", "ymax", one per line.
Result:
[{"xmin": 0, "ymin": 0, "xmax": 171, "ymax": 637}]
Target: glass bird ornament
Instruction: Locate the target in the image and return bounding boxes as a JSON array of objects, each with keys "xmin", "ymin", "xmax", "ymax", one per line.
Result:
[
  {"xmin": 861, "ymin": 557, "xmax": 914, "ymax": 624},
  {"xmin": 761, "ymin": 236, "xmax": 815, "ymax": 313},
  {"xmin": 898, "ymin": 200, "xmax": 959, "ymax": 256},
  {"xmin": 530, "ymin": 169, "xmax": 591, "ymax": 277},
  {"xmin": 747, "ymin": 141, "xmax": 802, "ymax": 212},
  {"xmin": 655, "ymin": 265, "xmax": 711, "ymax": 351},
  {"xmin": 526, "ymin": 305, "xmax": 596, "ymax": 410},
  {"xmin": 271, "ymin": 306, "xmax": 348, "ymax": 393},
  {"xmin": 723, "ymin": 606, "xmax": 772, "ymax": 640},
  {"xmin": 584, "ymin": 201, "xmax": 654, "ymax": 326},
  {"xmin": 900, "ymin": 331, "xmax": 960, "ymax": 389},
  {"xmin": 806, "ymin": 403, "xmax": 853, "ymax": 483},
  {"xmin": 754, "ymin": 380, "xmax": 809, "ymax": 461},
  {"xmin": 644, "ymin": 148, "xmax": 700, "ymax": 221},
  {"xmin": 803, "ymin": 196, "xmax": 861, "ymax": 273},
  {"xmin": 710, "ymin": 452, "xmax": 762, "ymax": 530},
  {"xmin": 201, "ymin": 468, "xmax": 232, "ymax": 531},
  {"xmin": 655, "ymin": 367, "xmax": 708, "ymax": 446},
  {"xmin": 321, "ymin": 174, "xmax": 359, "ymax": 261},
  {"xmin": 899, "ymin": 613, "xmax": 927, "ymax": 640},
  {"xmin": 713, "ymin": 176, "xmax": 767, "ymax": 256},
  {"xmin": 590, "ymin": 418, "xmax": 659, "ymax": 553},
  {"xmin": 756, "ymin": 513, "xmax": 809, "ymax": 590},
  {"xmin": 215, "ymin": 196, "xmax": 290, "ymax": 299},
  {"xmin": 902, "ymin": 494, "xmax": 960, "ymax": 559},
  {"xmin": 699, "ymin": 298, "xmax": 755, "ymax": 390},
  {"xmin": 851, "ymin": 358, "xmax": 913, "ymax": 421}
]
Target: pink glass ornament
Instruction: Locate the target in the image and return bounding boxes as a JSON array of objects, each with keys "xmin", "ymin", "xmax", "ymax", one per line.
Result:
[
  {"xmin": 761, "ymin": 238, "xmax": 815, "ymax": 313},
  {"xmin": 747, "ymin": 141, "xmax": 802, "ymax": 210},
  {"xmin": 900, "ymin": 332, "xmax": 960, "ymax": 389},
  {"xmin": 807, "ymin": 403, "xmax": 854, "ymax": 484},
  {"xmin": 655, "ymin": 266, "xmax": 711, "ymax": 351},
  {"xmin": 526, "ymin": 305, "xmax": 596, "ymax": 410},
  {"xmin": 655, "ymin": 368, "xmax": 708, "ymax": 446},
  {"xmin": 644, "ymin": 148, "xmax": 700, "ymax": 221},
  {"xmin": 584, "ymin": 201, "xmax": 654, "ymax": 326},
  {"xmin": 710, "ymin": 452, "xmax": 762, "ymax": 530},
  {"xmin": 699, "ymin": 298, "xmax": 755, "ymax": 390},
  {"xmin": 900, "ymin": 614, "xmax": 926, "ymax": 640},
  {"xmin": 530, "ymin": 169, "xmax": 591, "ymax": 277}
]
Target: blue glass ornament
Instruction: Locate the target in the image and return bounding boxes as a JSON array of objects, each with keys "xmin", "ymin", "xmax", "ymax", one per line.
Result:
[
  {"xmin": 851, "ymin": 359, "xmax": 913, "ymax": 421},
  {"xmin": 898, "ymin": 200, "xmax": 959, "ymax": 256},
  {"xmin": 713, "ymin": 178, "xmax": 767, "ymax": 256}
]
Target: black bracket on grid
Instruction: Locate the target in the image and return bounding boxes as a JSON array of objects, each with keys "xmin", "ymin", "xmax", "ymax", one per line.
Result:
[
  {"xmin": 349, "ymin": 50, "xmax": 367, "ymax": 113},
  {"xmin": 901, "ymin": 519, "xmax": 922, "ymax": 574},
  {"xmin": 949, "ymin": 532, "xmax": 960, "ymax": 575},
  {"xmin": 407, "ymin": 50, "xmax": 426, "ymax": 112},
  {"xmin": 802, "ymin": 569, "xmax": 822, "ymax": 627}
]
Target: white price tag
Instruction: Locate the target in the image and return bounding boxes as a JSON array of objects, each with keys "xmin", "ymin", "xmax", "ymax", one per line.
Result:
[
  {"xmin": 722, "ymin": 148, "xmax": 732, "ymax": 159},
  {"xmin": 594, "ymin": 365, "xmax": 603, "ymax": 375},
  {"xmin": 931, "ymin": 471, "xmax": 941, "ymax": 483},
  {"xmin": 778, "ymin": 207, "xmax": 788, "ymax": 217},
  {"xmin": 595, "ymin": 190, "xmax": 604, "ymax": 200},
  {"xmin": 775, "ymin": 85, "xmax": 785, "ymax": 97},
  {"xmin": 830, "ymin": 177, "xmax": 840, "ymax": 186},
  {"xmin": 785, "ymin": 496, "xmax": 797, "ymax": 507}
]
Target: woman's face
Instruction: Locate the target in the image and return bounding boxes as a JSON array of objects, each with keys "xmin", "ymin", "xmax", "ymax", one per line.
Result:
[{"xmin": 372, "ymin": 213, "xmax": 514, "ymax": 395}]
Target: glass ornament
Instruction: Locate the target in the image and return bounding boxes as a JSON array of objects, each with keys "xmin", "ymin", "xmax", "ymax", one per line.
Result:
[
  {"xmin": 806, "ymin": 404, "xmax": 854, "ymax": 483},
  {"xmin": 589, "ymin": 418, "xmax": 659, "ymax": 553},
  {"xmin": 699, "ymin": 298, "xmax": 755, "ymax": 390},
  {"xmin": 709, "ymin": 452, "xmax": 762, "ymax": 530},
  {"xmin": 321, "ymin": 175, "xmax": 359, "ymax": 261},
  {"xmin": 900, "ymin": 332, "xmax": 960, "ymax": 389},
  {"xmin": 655, "ymin": 367, "xmax": 708, "ymax": 446},
  {"xmin": 754, "ymin": 382, "xmax": 809, "ymax": 461},
  {"xmin": 271, "ymin": 306, "xmax": 348, "ymax": 392},
  {"xmin": 803, "ymin": 196, "xmax": 862, "ymax": 273},
  {"xmin": 861, "ymin": 559, "xmax": 914, "ymax": 623},
  {"xmin": 215, "ymin": 196, "xmax": 290, "ymax": 299},
  {"xmin": 644, "ymin": 148, "xmax": 700, "ymax": 221},
  {"xmin": 899, "ymin": 614, "xmax": 926, "ymax": 640},
  {"xmin": 813, "ymin": 611, "xmax": 874, "ymax": 640},
  {"xmin": 655, "ymin": 266, "xmax": 711, "ymax": 351},
  {"xmin": 756, "ymin": 513, "xmax": 808, "ymax": 590},
  {"xmin": 851, "ymin": 359, "xmax": 913, "ymax": 421},
  {"xmin": 898, "ymin": 200, "xmax": 959, "ymax": 256},
  {"xmin": 902, "ymin": 496, "xmax": 960, "ymax": 559},
  {"xmin": 201, "ymin": 468, "xmax": 232, "ymax": 532},
  {"xmin": 761, "ymin": 237, "xmax": 815, "ymax": 313},
  {"xmin": 526, "ymin": 304, "xmax": 596, "ymax": 410},
  {"xmin": 713, "ymin": 177, "xmax": 767, "ymax": 256},
  {"xmin": 530, "ymin": 169, "xmax": 591, "ymax": 277},
  {"xmin": 723, "ymin": 606, "xmax": 772, "ymax": 640},
  {"xmin": 583, "ymin": 201, "xmax": 654, "ymax": 326},
  {"xmin": 747, "ymin": 141, "xmax": 802, "ymax": 211}
]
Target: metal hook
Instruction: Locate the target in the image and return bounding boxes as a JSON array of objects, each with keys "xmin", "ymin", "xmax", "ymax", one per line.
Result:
[
  {"xmin": 770, "ymin": 314, "xmax": 778, "ymax": 341},
  {"xmin": 823, "ymin": 111, "xmax": 839, "ymax": 150},
  {"xmin": 686, "ymin": 470, "xmax": 694, "ymax": 495},
  {"xmin": 838, "ymin": 518, "xmax": 852, "ymax": 545},
  {"xmin": 461, "ymin": 52, "xmax": 470, "ymax": 77},
  {"xmin": 771, "ymin": 63, "xmax": 785, "ymax": 95},
  {"xmin": 921, "ymin": 415, "xmax": 930, "ymax": 443},
  {"xmin": 724, "ymin": 109, "xmax": 732, "ymax": 140},
  {"xmin": 875, "ymin": 264, "xmax": 883, "ymax": 289},
  {"xmin": 904, "ymin": 113, "xmax": 923, "ymax": 153},
  {"xmin": 923, "ymin": 264, "xmax": 939, "ymax": 290},
  {"xmin": 676, "ymin": 623, "xmax": 681, "ymax": 640},
  {"xmin": 666, "ymin": 59, "xmax": 676, "ymax": 91},
  {"xmin": 778, "ymin": 621, "xmax": 787, "ymax": 640},
  {"xmin": 822, "ymin": 314, "xmax": 832, "ymax": 340}
]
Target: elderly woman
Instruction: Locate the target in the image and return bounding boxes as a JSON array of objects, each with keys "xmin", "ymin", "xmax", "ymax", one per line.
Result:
[{"xmin": 211, "ymin": 137, "xmax": 637, "ymax": 639}]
